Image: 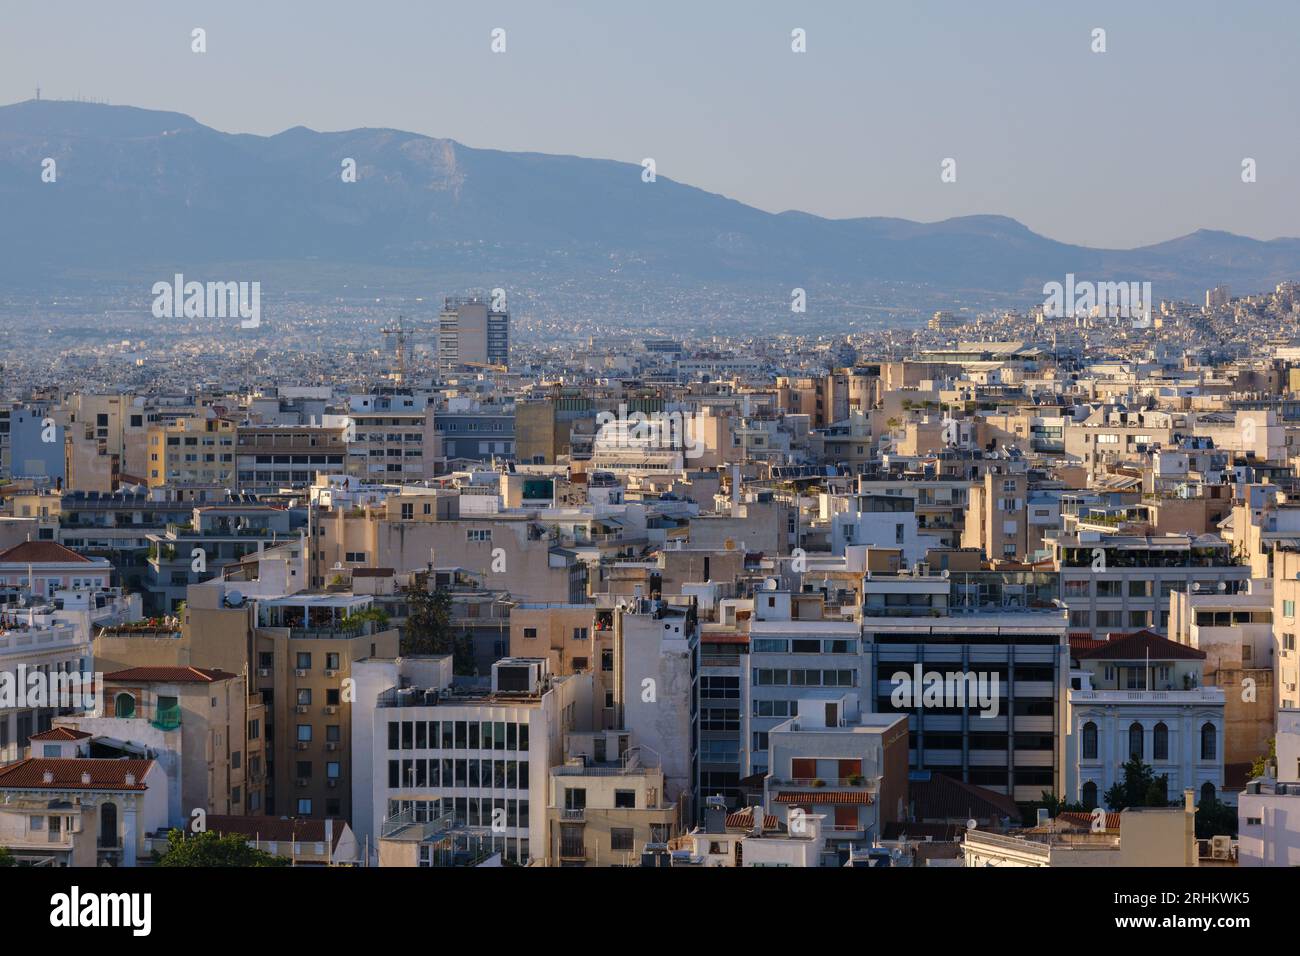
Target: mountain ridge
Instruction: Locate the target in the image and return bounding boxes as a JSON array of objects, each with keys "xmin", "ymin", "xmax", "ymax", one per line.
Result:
[{"xmin": 3, "ymin": 99, "xmax": 1297, "ymax": 304}]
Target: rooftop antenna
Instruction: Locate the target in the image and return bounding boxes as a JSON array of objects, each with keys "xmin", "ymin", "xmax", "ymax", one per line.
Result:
[{"xmin": 35, "ymin": 86, "xmax": 41, "ymax": 101}]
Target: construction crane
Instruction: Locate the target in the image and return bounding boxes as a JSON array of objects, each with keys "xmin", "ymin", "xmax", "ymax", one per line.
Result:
[{"xmin": 379, "ymin": 316, "xmax": 437, "ymax": 384}]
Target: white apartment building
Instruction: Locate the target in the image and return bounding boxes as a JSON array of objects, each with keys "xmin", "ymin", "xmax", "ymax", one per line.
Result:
[{"xmin": 351, "ymin": 654, "xmax": 592, "ymax": 865}]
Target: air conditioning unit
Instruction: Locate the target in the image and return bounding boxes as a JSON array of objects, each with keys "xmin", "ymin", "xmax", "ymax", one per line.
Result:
[
  {"xmin": 257, "ymin": 668, "xmax": 270, "ymax": 678},
  {"xmin": 296, "ymin": 742, "xmax": 309, "ymax": 751},
  {"xmin": 295, "ymin": 777, "xmax": 309, "ymax": 787},
  {"xmin": 324, "ymin": 669, "xmax": 338, "ymax": 678},
  {"xmin": 325, "ymin": 705, "xmax": 338, "ymax": 715},
  {"xmin": 1211, "ymin": 835, "xmax": 1232, "ymax": 859},
  {"xmin": 326, "ymin": 742, "xmax": 338, "ymax": 752},
  {"xmin": 327, "ymin": 779, "xmax": 338, "ymax": 789},
  {"xmin": 294, "ymin": 668, "xmax": 309, "ymax": 678},
  {"xmin": 295, "ymin": 705, "xmax": 309, "ymax": 714}
]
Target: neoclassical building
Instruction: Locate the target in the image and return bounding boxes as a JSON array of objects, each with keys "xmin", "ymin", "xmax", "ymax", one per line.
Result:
[{"xmin": 1066, "ymin": 630, "xmax": 1224, "ymax": 808}]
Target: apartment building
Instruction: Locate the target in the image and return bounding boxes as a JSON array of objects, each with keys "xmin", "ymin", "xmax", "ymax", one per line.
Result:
[
  {"xmin": 438, "ymin": 295, "xmax": 509, "ymax": 373},
  {"xmin": 613, "ymin": 598, "xmax": 697, "ymax": 820},
  {"xmin": 761, "ymin": 697, "xmax": 908, "ymax": 862},
  {"xmin": 546, "ymin": 730, "xmax": 679, "ymax": 866},
  {"xmin": 234, "ymin": 424, "xmax": 347, "ymax": 494},
  {"xmin": 251, "ymin": 591, "xmax": 400, "ymax": 820},
  {"xmin": 340, "ymin": 392, "xmax": 438, "ymax": 483},
  {"xmin": 860, "ymin": 571, "xmax": 1071, "ymax": 803},
  {"xmin": 146, "ymin": 416, "xmax": 237, "ymax": 488},
  {"xmin": 1051, "ymin": 531, "xmax": 1251, "ymax": 639},
  {"xmin": 352, "ymin": 655, "xmax": 592, "ymax": 865}
]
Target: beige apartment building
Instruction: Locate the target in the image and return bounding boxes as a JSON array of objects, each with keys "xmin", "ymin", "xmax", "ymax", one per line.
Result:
[
  {"xmin": 252, "ymin": 595, "xmax": 400, "ymax": 820},
  {"xmin": 546, "ymin": 731, "xmax": 679, "ymax": 866},
  {"xmin": 91, "ymin": 665, "xmax": 264, "ymax": 820},
  {"xmin": 146, "ymin": 416, "xmax": 237, "ymax": 488},
  {"xmin": 510, "ymin": 604, "xmax": 609, "ymax": 727},
  {"xmin": 310, "ymin": 501, "xmax": 589, "ymax": 604},
  {"xmin": 1273, "ymin": 547, "xmax": 1300, "ymax": 710}
]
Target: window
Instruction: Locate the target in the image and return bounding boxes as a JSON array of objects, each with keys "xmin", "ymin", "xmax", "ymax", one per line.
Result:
[
  {"xmin": 1082, "ymin": 781, "xmax": 1098, "ymax": 810},
  {"xmin": 1081, "ymin": 721, "xmax": 1098, "ymax": 760},
  {"xmin": 610, "ymin": 828, "xmax": 634, "ymax": 852},
  {"xmin": 1200, "ymin": 723, "xmax": 1217, "ymax": 761},
  {"xmin": 114, "ymin": 693, "xmax": 136, "ymax": 718},
  {"xmin": 613, "ymin": 790, "xmax": 636, "ymax": 809},
  {"xmin": 1128, "ymin": 722, "xmax": 1144, "ymax": 759},
  {"xmin": 296, "ymin": 652, "xmax": 312, "ymax": 670},
  {"xmin": 1153, "ymin": 722, "xmax": 1169, "ymax": 761},
  {"xmin": 297, "ymin": 724, "xmax": 312, "ymax": 742},
  {"xmin": 523, "ymin": 627, "xmax": 537, "ymax": 639},
  {"xmin": 297, "ymin": 799, "xmax": 313, "ymax": 816}
]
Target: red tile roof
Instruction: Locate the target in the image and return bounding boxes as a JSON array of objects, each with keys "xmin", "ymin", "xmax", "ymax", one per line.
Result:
[
  {"xmin": 0, "ymin": 540, "xmax": 94, "ymax": 564},
  {"xmin": 774, "ymin": 790, "xmax": 873, "ymax": 805},
  {"xmin": 725, "ymin": 809, "xmax": 780, "ymax": 829},
  {"xmin": 909, "ymin": 772, "xmax": 1021, "ymax": 822},
  {"xmin": 0, "ymin": 758, "xmax": 152, "ymax": 791},
  {"xmin": 1075, "ymin": 629, "xmax": 1206, "ymax": 662},
  {"xmin": 104, "ymin": 666, "xmax": 237, "ymax": 683},
  {"xmin": 205, "ymin": 815, "xmax": 347, "ymax": 848},
  {"xmin": 28, "ymin": 727, "xmax": 92, "ymax": 741}
]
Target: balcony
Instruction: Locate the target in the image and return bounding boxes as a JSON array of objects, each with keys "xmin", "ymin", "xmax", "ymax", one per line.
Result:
[
  {"xmin": 771, "ymin": 777, "xmax": 870, "ymax": 789},
  {"xmin": 151, "ymin": 705, "xmax": 181, "ymax": 731},
  {"xmin": 560, "ymin": 808, "xmax": 586, "ymax": 822}
]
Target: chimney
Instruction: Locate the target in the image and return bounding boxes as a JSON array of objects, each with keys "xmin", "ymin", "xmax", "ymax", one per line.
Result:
[
  {"xmin": 751, "ymin": 805, "xmax": 765, "ymax": 837},
  {"xmin": 81, "ymin": 772, "xmax": 91, "ymax": 785},
  {"xmin": 1036, "ymin": 807, "xmax": 1050, "ymax": 827},
  {"xmin": 1183, "ymin": 788, "xmax": 1195, "ymax": 813},
  {"xmin": 125, "ymin": 773, "xmax": 136, "ymax": 787},
  {"xmin": 42, "ymin": 771, "xmax": 54, "ymax": 784}
]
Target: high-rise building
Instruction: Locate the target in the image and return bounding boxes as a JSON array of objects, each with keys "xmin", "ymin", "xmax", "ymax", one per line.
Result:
[{"xmin": 438, "ymin": 295, "xmax": 509, "ymax": 373}]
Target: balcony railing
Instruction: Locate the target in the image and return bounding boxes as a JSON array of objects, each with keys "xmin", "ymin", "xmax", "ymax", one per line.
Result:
[{"xmin": 151, "ymin": 705, "xmax": 182, "ymax": 731}]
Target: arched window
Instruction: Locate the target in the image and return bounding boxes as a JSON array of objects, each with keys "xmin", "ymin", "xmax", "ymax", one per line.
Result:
[
  {"xmin": 99, "ymin": 802, "xmax": 118, "ymax": 848},
  {"xmin": 1082, "ymin": 722, "xmax": 1098, "ymax": 760},
  {"xmin": 1082, "ymin": 781, "xmax": 1098, "ymax": 810},
  {"xmin": 1200, "ymin": 781, "xmax": 1216, "ymax": 805},
  {"xmin": 1200, "ymin": 723, "xmax": 1217, "ymax": 761},
  {"xmin": 1153, "ymin": 722, "xmax": 1169, "ymax": 761},
  {"xmin": 1128, "ymin": 722, "xmax": 1144, "ymax": 760},
  {"xmin": 113, "ymin": 693, "xmax": 135, "ymax": 719}
]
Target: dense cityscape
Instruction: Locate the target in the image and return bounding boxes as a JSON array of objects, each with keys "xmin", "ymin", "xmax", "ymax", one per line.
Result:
[{"xmin": 6, "ymin": 0, "xmax": 1294, "ymax": 938}]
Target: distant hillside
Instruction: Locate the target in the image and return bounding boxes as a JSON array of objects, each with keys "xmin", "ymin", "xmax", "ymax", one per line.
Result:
[{"xmin": 2, "ymin": 99, "xmax": 1298, "ymax": 303}]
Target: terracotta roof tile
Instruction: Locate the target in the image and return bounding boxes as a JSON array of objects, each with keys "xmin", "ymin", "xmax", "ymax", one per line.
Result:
[
  {"xmin": 909, "ymin": 772, "xmax": 1020, "ymax": 822},
  {"xmin": 0, "ymin": 541, "xmax": 95, "ymax": 564},
  {"xmin": 104, "ymin": 666, "xmax": 237, "ymax": 683},
  {"xmin": 774, "ymin": 790, "xmax": 874, "ymax": 805},
  {"xmin": 28, "ymin": 727, "xmax": 92, "ymax": 741},
  {"xmin": 0, "ymin": 758, "xmax": 153, "ymax": 791},
  {"xmin": 1076, "ymin": 629, "xmax": 1206, "ymax": 662},
  {"xmin": 205, "ymin": 815, "xmax": 347, "ymax": 848},
  {"xmin": 725, "ymin": 809, "xmax": 780, "ymax": 829}
]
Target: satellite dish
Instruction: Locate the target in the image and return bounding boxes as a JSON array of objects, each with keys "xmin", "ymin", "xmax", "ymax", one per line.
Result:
[
  {"xmin": 226, "ymin": 590, "xmax": 245, "ymax": 607},
  {"xmin": 966, "ymin": 819, "xmax": 978, "ymax": 831},
  {"xmin": 941, "ymin": 569, "xmax": 950, "ymax": 578}
]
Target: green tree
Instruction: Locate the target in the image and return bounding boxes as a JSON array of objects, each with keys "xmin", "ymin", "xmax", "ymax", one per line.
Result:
[
  {"xmin": 1250, "ymin": 738, "xmax": 1276, "ymax": 780},
  {"xmin": 1195, "ymin": 796, "xmax": 1238, "ymax": 840},
  {"xmin": 155, "ymin": 828, "xmax": 290, "ymax": 867},
  {"xmin": 403, "ymin": 587, "xmax": 454, "ymax": 655},
  {"xmin": 0, "ymin": 846, "xmax": 15, "ymax": 867},
  {"xmin": 1104, "ymin": 757, "xmax": 1173, "ymax": 811}
]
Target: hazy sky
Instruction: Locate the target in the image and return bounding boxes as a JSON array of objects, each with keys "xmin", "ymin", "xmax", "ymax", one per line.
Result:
[{"xmin": 3, "ymin": 0, "xmax": 1297, "ymax": 248}]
